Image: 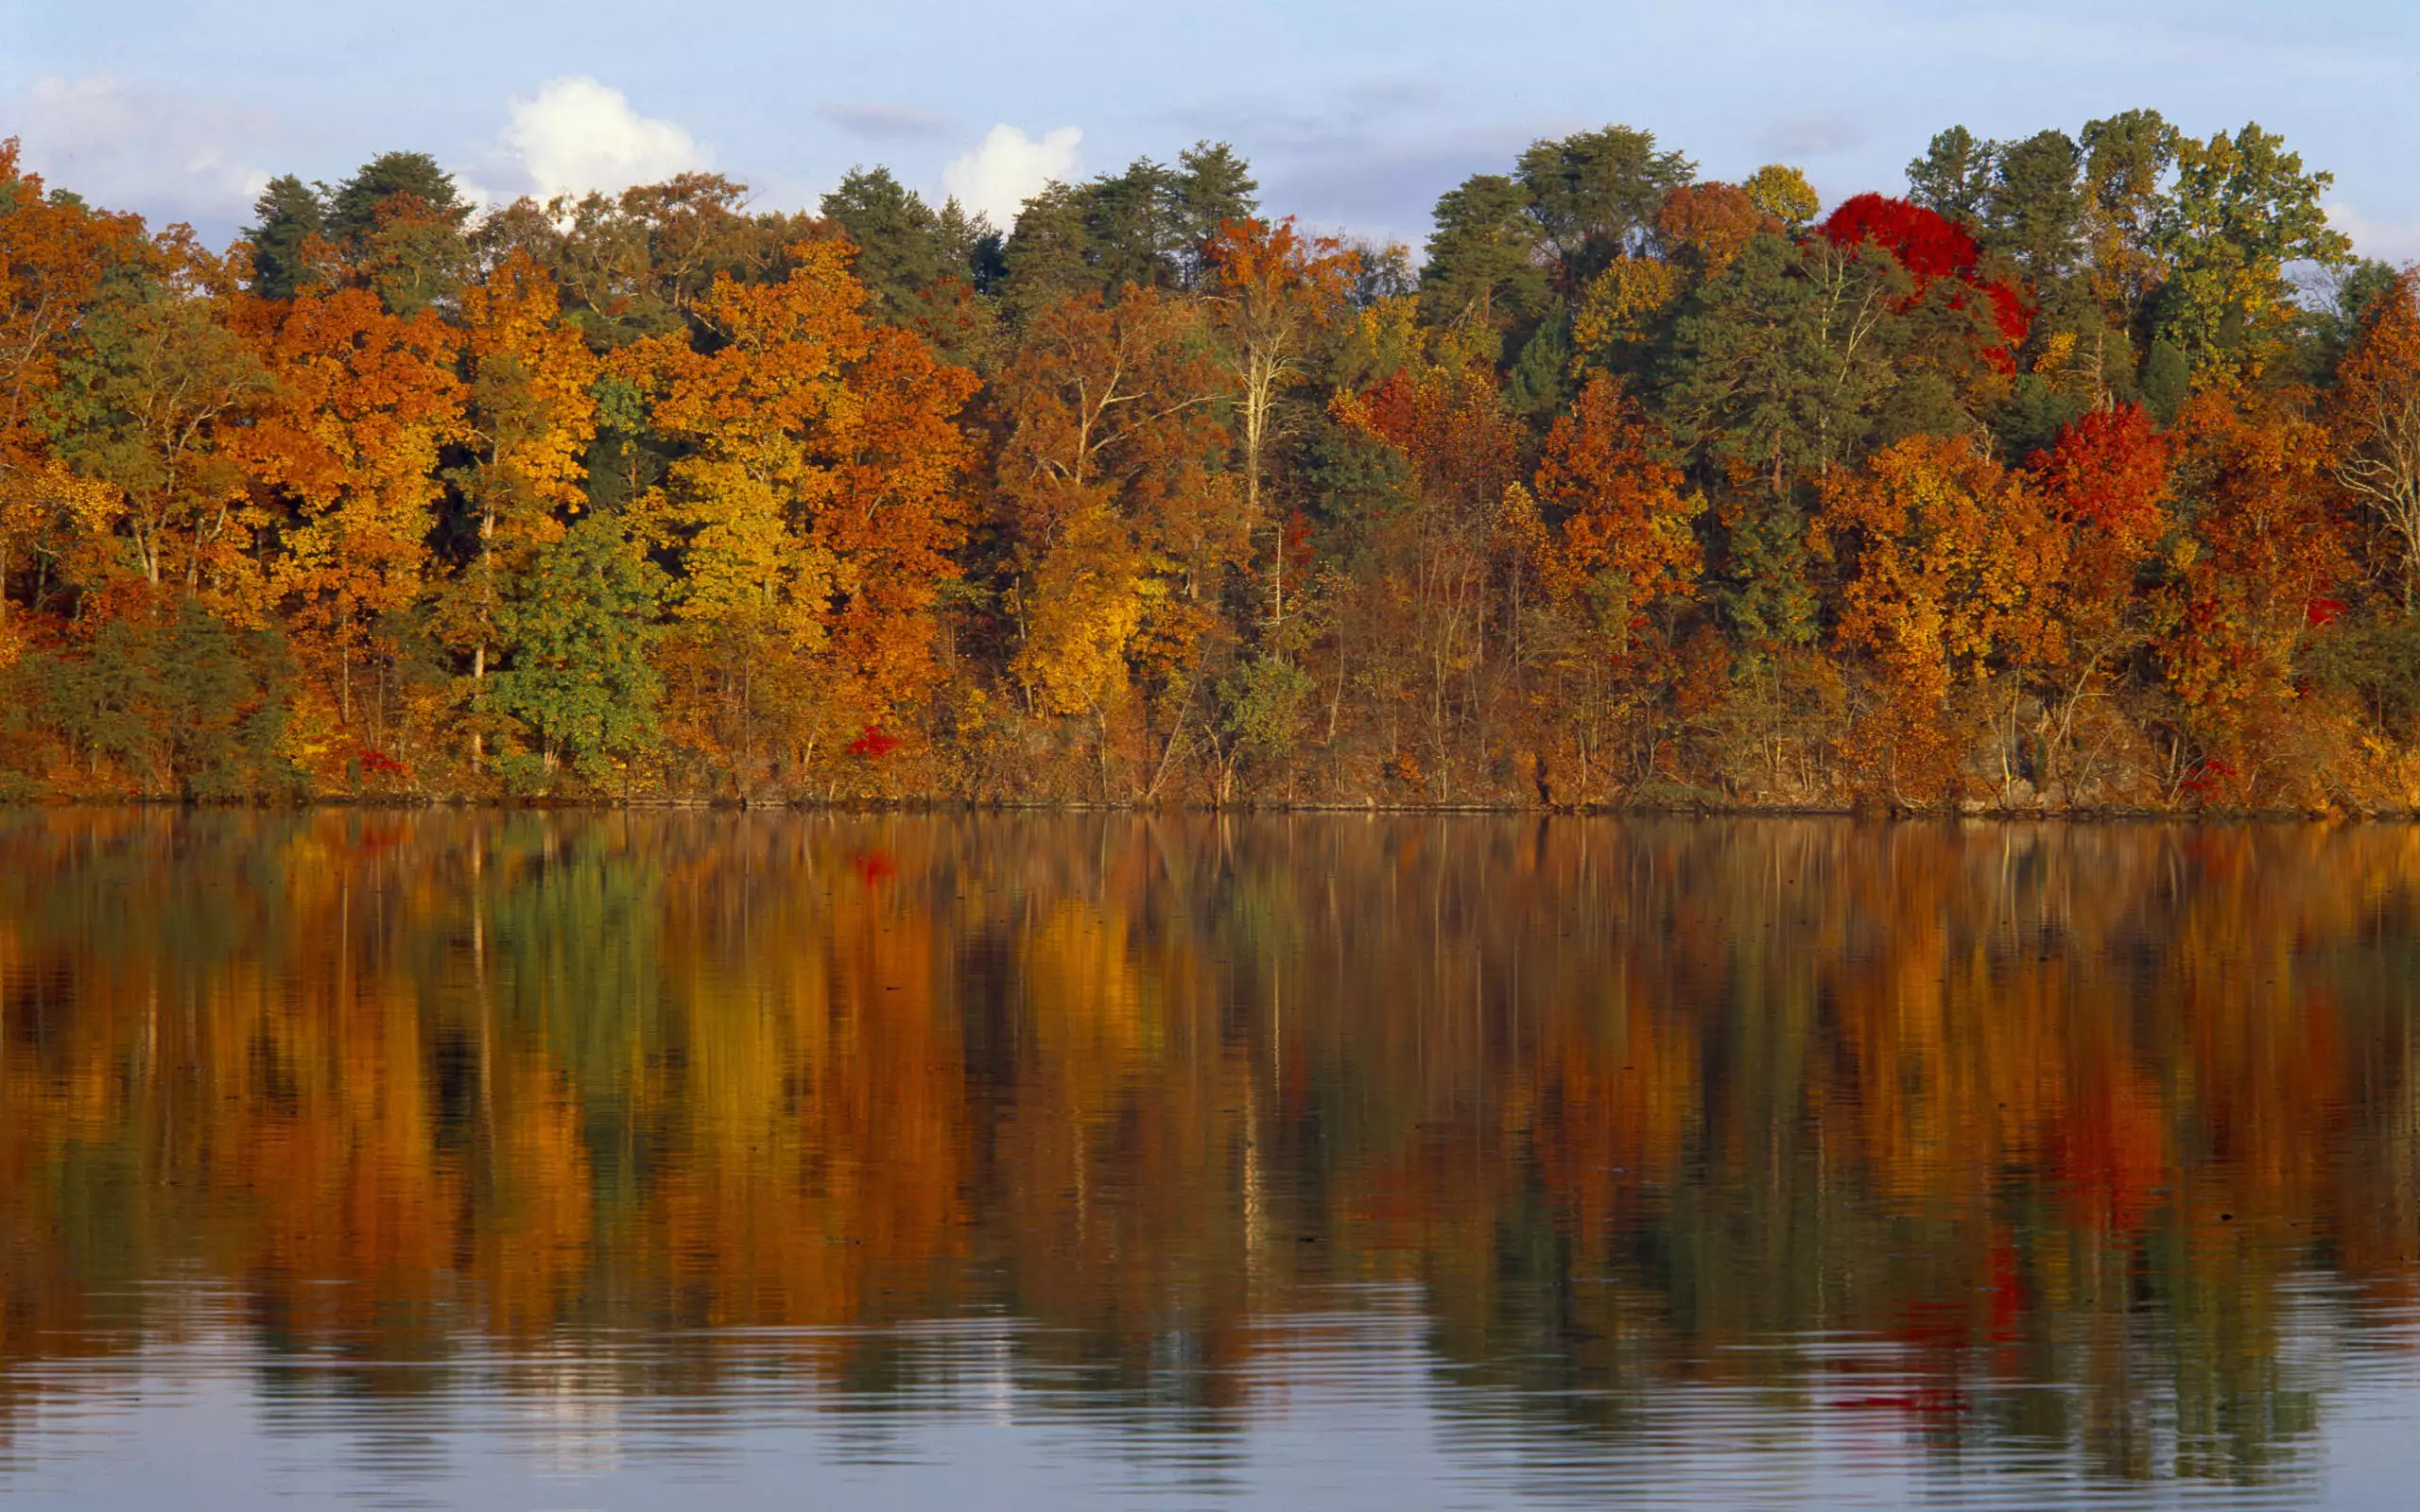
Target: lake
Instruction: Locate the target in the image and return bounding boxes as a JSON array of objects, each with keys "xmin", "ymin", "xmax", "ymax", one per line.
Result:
[{"xmin": 1, "ymin": 812, "xmax": 2416, "ymax": 1508}]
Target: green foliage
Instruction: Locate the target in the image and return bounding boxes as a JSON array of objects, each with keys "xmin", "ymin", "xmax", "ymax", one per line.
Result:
[
  {"xmin": 490, "ymin": 512, "xmax": 667, "ymax": 785},
  {"xmin": 2301, "ymin": 617, "xmax": 2420, "ymax": 741},
  {"xmin": 26, "ymin": 602, "xmax": 302, "ymax": 799},
  {"xmin": 2154, "ymin": 123, "xmax": 2352, "ymax": 382},
  {"xmin": 1906, "ymin": 127, "xmax": 1996, "ymax": 225},
  {"xmin": 1513, "ymin": 125, "xmax": 1694, "ymax": 288},
  {"xmin": 243, "ymin": 173, "xmax": 328, "ymax": 301},
  {"xmin": 1419, "ymin": 173, "xmax": 1547, "ymax": 336},
  {"xmin": 1985, "ymin": 129, "xmax": 2086, "ymax": 284},
  {"xmin": 1504, "ymin": 317, "xmax": 1576, "ymax": 418},
  {"xmin": 821, "ymin": 166, "xmax": 998, "ymax": 320},
  {"xmin": 1660, "ymin": 233, "xmax": 1906, "ymax": 489},
  {"xmin": 1996, "ymin": 372, "xmax": 2094, "ymax": 460},
  {"xmin": 312, "ymin": 151, "xmax": 475, "ymax": 318},
  {"xmin": 326, "ymin": 151, "xmax": 465, "ymax": 244},
  {"xmin": 2140, "ymin": 338, "xmax": 2191, "ymax": 424},
  {"xmin": 997, "ymin": 143, "xmax": 1259, "ymax": 319},
  {"xmin": 1219, "ymin": 652, "xmax": 1318, "ymax": 765},
  {"xmin": 1419, "ymin": 126, "xmax": 1691, "ymax": 339}
]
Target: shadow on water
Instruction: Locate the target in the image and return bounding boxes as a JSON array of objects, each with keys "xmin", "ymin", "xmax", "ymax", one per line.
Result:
[{"xmin": 1, "ymin": 810, "xmax": 2417, "ymax": 1506}]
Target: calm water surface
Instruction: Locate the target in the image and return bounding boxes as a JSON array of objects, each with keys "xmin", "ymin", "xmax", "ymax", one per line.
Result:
[{"xmin": 2, "ymin": 812, "xmax": 2417, "ymax": 1508}]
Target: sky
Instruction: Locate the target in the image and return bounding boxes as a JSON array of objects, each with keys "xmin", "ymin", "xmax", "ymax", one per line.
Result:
[{"xmin": 6, "ymin": 0, "xmax": 2419, "ymax": 261}]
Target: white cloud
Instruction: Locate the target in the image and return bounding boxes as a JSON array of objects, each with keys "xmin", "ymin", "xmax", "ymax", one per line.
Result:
[
  {"xmin": 2326, "ymin": 200, "xmax": 2420, "ymax": 267},
  {"xmin": 942, "ymin": 124, "xmax": 1081, "ymax": 229},
  {"xmin": 7, "ymin": 75, "xmax": 278, "ymax": 229},
  {"xmin": 482, "ymin": 77, "xmax": 708, "ymax": 203}
]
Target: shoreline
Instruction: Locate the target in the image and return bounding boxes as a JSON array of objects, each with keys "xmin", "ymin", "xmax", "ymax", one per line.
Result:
[{"xmin": 6, "ymin": 796, "xmax": 2405, "ymax": 822}]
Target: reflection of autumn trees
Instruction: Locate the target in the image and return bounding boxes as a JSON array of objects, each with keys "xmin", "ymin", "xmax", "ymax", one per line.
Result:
[{"xmin": 1, "ymin": 814, "xmax": 2416, "ymax": 1478}]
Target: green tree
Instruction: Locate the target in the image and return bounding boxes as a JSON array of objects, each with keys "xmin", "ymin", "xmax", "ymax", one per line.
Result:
[
  {"xmin": 1906, "ymin": 127, "xmax": 1997, "ymax": 225},
  {"xmin": 820, "ymin": 166, "xmax": 996, "ymax": 322},
  {"xmin": 490, "ymin": 511, "xmax": 666, "ymax": 785},
  {"xmin": 1514, "ymin": 125, "xmax": 1694, "ymax": 289},
  {"xmin": 2154, "ymin": 123, "xmax": 2352, "ymax": 384},
  {"xmin": 1419, "ymin": 173, "xmax": 1548, "ymax": 335},
  {"xmin": 327, "ymin": 151, "xmax": 472, "ymax": 318},
  {"xmin": 243, "ymin": 174, "xmax": 328, "ymax": 301},
  {"xmin": 1173, "ymin": 141, "xmax": 1259, "ymax": 279},
  {"xmin": 54, "ymin": 238, "xmax": 269, "ymax": 593},
  {"xmin": 31, "ymin": 601, "xmax": 299, "ymax": 799},
  {"xmin": 1984, "ymin": 129, "xmax": 2085, "ymax": 288},
  {"xmin": 2079, "ymin": 109, "xmax": 2180, "ymax": 347}
]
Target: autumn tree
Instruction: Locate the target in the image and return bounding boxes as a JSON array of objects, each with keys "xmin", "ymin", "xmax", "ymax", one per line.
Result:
[
  {"xmin": 2159, "ymin": 386, "xmax": 2356, "ymax": 801},
  {"xmin": 1515, "ymin": 373, "xmax": 1705, "ymax": 795},
  {"xmin": 440, "ymin": 251, "xmax": 599, "ymax": 766},
  {"xmin": 1813, "ymin": 434, "xmax": 2063, "ymax": 801},
  {"xmin": 619, "ymin": 240, "xmax": 977, "ymax": 795},
  {"xmin": 232, "ymin": 275, "xmax": 463, "ymax": 752},
  {"xmin": 1201, "ymin": 217, "xmax": 1357, "ymax": 627},
  {"xmin": 0, "ymin": 141, "xmax": 145, "ymax": 635},
  {"xmin": 2024, "ymin": 404, "xmax": 2171, "ymax": 796},
  {"xmin": 1332, "ymin": 331, "xmax": 1524, "ymax": 795},
  {"xmin": 994, "ymin": 287, "xmax": 1230, "ymax": 789},
  {"xmin": 2327, "ymin": 269, "xmax": 2420, "ymax": 610}
]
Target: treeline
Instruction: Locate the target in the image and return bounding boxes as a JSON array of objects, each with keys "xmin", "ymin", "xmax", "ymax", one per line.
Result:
[{"xmin": 1, "ymin": 113, "xmax": 2416, "ymax": 809}]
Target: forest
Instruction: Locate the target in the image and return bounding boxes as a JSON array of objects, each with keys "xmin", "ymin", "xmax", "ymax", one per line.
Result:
[{"xmin": 1, "ymin": 112, "xmax": 2414, "ymax": 809}]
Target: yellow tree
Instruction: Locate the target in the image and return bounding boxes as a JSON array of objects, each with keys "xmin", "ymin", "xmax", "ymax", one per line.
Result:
[
  {"xmin": 1813, "ymin": 434, "xmax": 2063, "ymax": 801},
  {"xmin": 995, "ymin": 288, "xmax": 1227, "ymax": 744},
  {"xmin": 446, "ymin": 251, "xmax": 599, "ymax": 763},
  {"xmin": 618, "ymin": 241, "xmax": 977, "ymax": 793},
  {"xmin": 0, "ymin": 141, "xmax": 146, "ymax": 636},
  {"xmin": 234, "ymin": 284, "xmax": 464, "ymax": 749}
]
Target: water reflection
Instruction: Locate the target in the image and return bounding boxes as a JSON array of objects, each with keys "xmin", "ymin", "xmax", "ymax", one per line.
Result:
[{"xmin": 1, "ymin": 812, "xmax": 2416, "ymax": 1507}]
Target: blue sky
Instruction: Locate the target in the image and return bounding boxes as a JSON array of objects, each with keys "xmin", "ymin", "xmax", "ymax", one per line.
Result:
[{"xmin": 7, "ymin": 0, "xmax": 2418, "ymax": 259}]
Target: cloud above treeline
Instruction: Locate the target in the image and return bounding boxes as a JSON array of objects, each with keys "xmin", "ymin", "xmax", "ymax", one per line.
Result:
[
  {"xmin": 942, "ymin": 124, "xmax": 1081, "ymax": 229},
  {"xmin": 475, "ymin": 77, "xmax": 710, "ymax": 204},
  {"xmin": 7, "ymin": 74, "xmax": 280, "ymax": 225}
]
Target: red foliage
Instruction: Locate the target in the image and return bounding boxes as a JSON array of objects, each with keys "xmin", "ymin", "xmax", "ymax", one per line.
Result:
[
  {"xmin": 850, "ymin": 850, "xmax": 897, "ymax": 885},
  {"xmin": 1818, "ymin": 193, "xmax": 2031, "ymax": 353},
  {"xmin": 1283, "ymin": 509, "xmax": 1316, "ymax": 575},
  {"xmin": 356, "ymin": 748, "xmax": 408, "ymax": 780},
  {"xmin": 2305, "ymin": 595, "xmax": 2346, "ymax": 628},
  {"xmin": 845, "ymin": 724, "xmax": 903, "ymax": 759},
  {"xmin": 2181, "ymin": 757, "xmax": 2239, "ymax": 801},
  {"xmin": 1821, "ymin": 193, "xmax": 1980, "ymax": 283},
  {"xmin": 2029, "ymin": 404, "xmax": 2169, "ymax": 547}
]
